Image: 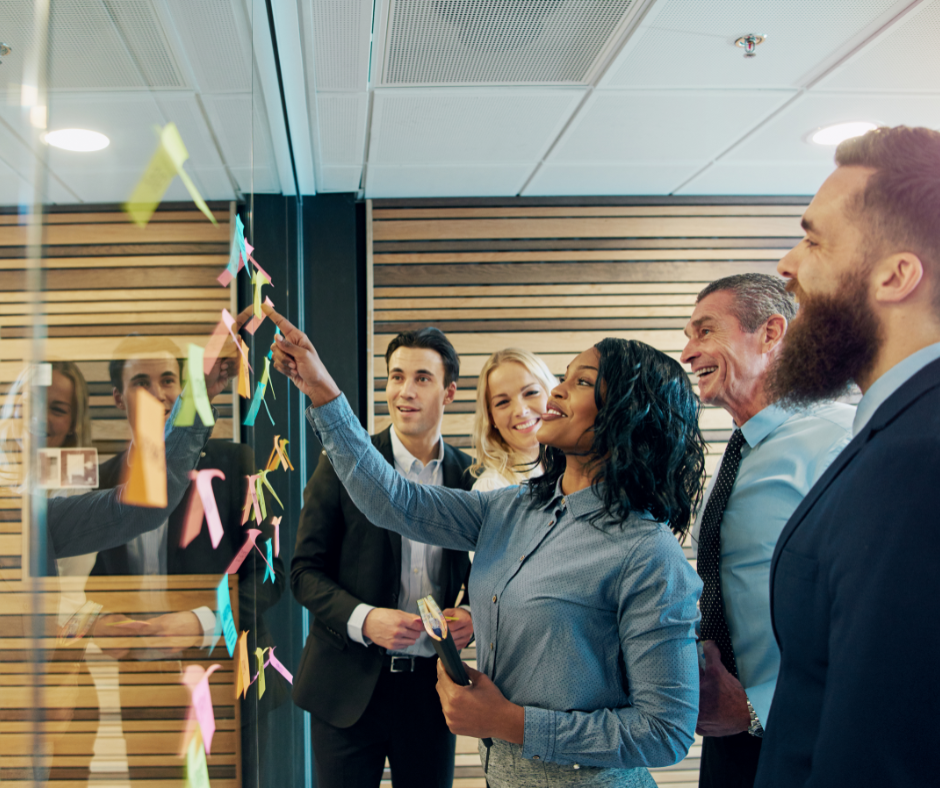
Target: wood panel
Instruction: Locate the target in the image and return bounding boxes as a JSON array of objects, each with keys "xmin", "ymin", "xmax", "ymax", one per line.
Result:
[
  {"xmin": 369, "ymin": 197, "xmax": 805, "ymax": 788},
  {"xmin": 0, "ymin": 203, "xmax": 242, "ymax": 786}
]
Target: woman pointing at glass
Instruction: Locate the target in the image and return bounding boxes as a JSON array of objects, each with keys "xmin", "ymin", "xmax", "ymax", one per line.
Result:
[{"xmin": 267, "ymin": 306, "xmax": 705, "ymax": 788}]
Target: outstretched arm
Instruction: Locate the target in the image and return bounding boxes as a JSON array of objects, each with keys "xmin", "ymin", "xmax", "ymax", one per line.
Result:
[{"xmin": 265, "ymin": 305, "xmax": 485, "ymax": 552}]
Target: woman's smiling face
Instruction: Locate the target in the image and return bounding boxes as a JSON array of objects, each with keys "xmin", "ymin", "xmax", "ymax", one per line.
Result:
[
  {"xmin": 486, "ymin": 361, "xmax": 549, "ymax": 459},
  {"xmin": 536, "ymin": 347, "xmax": 600, "ymax": 454}
]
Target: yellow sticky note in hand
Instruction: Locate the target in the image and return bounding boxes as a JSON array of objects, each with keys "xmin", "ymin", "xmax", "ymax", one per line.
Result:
[
  {"xmin": 236, "ymin": 630, "xmax": 250, "ymax": 699},
  {"xmin": 124, "ymin": 122, "xmax": 217, "ymax": 228},
  {"xmin": 121, "ymin": 388, "xmax": 167, "ymax": 508}
]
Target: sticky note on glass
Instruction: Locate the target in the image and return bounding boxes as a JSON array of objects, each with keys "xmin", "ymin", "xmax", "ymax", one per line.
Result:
[
  {"xmin": 186, "ymin": 727, "xmax": 211, "ymax": 788},
  {"xmin": 216, "ymin": 576, "xmax": 237, "ymax": 658},
  {"xmin": 175, "ymin": 344, "xmax": 214, "ymax": 428},
  {"xmin": 121, "ymin": 388, "xmax": 167, "ymax": 508},
  {"xmin": 225, "ymin": 528, "xmax": 262, "ymax": 574},
  {"xmin": 236, "ymin": 630, "xmax": 250, "ymax": 699},
  {"xmin": 254, "ymin": 647, "xmax": 266, "ymax": 699},
  {"xmin": 218, "ymin": 214, "xmax": 247, "ymax": 287},
  {"xmin": 124, "ymin": 122, "xmax": 217, "ymax": 228},
  {"xmin": 182, "ymin": 664, "xmax": 221, "ymax": 755}
]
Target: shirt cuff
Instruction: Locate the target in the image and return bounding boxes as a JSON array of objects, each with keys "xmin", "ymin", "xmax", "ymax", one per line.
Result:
[
  {"xmin": 305, "ymin": 395, "xmax": 355, "ymax": 437},
  {"xmin": 192, "ymin": 606, "xmax": 217, "ymax": 650},
  {"xmin": 522, "ymin": 706, "xmax": 557, "ymax": 764},
  {"xmin": 347, "ymin": 603, "xmax": 375, "ymax": 647}
]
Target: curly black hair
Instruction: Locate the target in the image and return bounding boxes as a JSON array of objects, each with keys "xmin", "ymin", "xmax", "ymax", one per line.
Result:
[{"xmin": 528, "ymin": 338, "xmax": 706, "ymax": 537}]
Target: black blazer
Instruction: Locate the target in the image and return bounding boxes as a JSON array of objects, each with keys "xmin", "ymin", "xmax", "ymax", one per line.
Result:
[
  {"xmin": 92, "ymin": 440, "xmax": 289, "ymax": 712},
  {"xmin": 290, "ymin": 427, "xmax": 473, "ymax": 728},
  {"xmin": 756, "ymin": 357, "xmax": 940, "ymax": 787}
]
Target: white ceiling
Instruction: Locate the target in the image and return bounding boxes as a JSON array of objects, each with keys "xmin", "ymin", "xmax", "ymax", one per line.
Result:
[{"xmin": 1, "ymin": 0, "xmax": 938, "ymax": 205}]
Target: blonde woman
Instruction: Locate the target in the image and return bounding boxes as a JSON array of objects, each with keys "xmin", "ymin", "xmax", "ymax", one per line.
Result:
[{"xmin": 470, "ymin": 348, "xmax": 556, "ymax": 492}]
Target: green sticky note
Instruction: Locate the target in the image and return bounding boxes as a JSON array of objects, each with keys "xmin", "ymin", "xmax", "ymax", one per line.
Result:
[
  {"xmin": 186, "ymin": 727, "xmax": 211, "ymax": 788},
  {"xmin": 175, "ymin": 344, "xmax": 214, "ymax": 427}
]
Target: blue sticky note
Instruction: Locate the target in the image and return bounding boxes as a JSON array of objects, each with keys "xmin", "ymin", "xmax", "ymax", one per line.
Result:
[
  {"xmin": 227, "ymin": 214, "xmax": 245, "ymax": 274},
  {"xmin": 243, "ymin": 381, "xmax": 265, "ymax": 426},
  {"xmin": 216, "ymin": 576, "xmax": 237, "ymax": 658},
  {"xmin": 264, "ymin": 538, "xmax": 275, "ymax": 584}
]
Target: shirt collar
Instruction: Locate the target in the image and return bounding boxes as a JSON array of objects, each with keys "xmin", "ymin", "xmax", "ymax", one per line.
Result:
[
  {"xmin": 389, "ymin": 427, "xmax": 444, "ymax": 473},
  {"xmin": 540, "ymin": 475, "xmax": 607, "ymax": 519},
  {"xmin": 853, "ymin": 341, "xmax": 940, "ymax": 436},
  {"xmin": 737, "ymin": 403, "xmax": 792, "ymax": 449}
]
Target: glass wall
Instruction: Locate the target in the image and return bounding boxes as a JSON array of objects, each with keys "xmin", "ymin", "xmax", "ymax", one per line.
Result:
[{"xmin": 1, "ymin": 3, "xmax": 302, "ymax": 785}]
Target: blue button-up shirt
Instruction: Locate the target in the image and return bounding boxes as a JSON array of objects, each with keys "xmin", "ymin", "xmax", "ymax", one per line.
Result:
[
  {"xmin": 691, "ymin": 402, "xmax": 854, "ymax": 724},
  {"xmin": 853, "ymin": 341, "xmax": 940, "ymax": 436},
  {"xmin": 308, "ymin": 395, "xmax": 702, "ymax": 770}
]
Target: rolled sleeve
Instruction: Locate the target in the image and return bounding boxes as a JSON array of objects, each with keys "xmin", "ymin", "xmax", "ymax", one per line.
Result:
[{"xmin": 192, "ymin": 606, "xmax": 217, "ymax": 650}]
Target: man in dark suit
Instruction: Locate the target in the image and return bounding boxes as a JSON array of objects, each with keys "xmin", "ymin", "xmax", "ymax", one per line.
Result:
[
  {"xmin": 91, "ymin": 346, "xmax": 287, "ymax": 788},
  {"xmin": 754, "ymin": 126, "xmax": 940, "ymax": 786},
  {"xmin": 292, "ymin": 327, "xmax": 474, "ymax": 788}
]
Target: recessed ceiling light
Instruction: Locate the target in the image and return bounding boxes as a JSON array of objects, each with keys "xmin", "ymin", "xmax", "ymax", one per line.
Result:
[
  {"xmin": 43, "ymin": 128, "xmax": 110, "ymax": 152},
  {"xmin": 810, "ymin": 122, "xmax": 878, "ymax": 146}
]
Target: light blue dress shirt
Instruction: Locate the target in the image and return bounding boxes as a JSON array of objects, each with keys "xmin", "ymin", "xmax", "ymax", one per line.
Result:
[
  {"xmin": 691, "ymin": 402, "xmax": 854, "ymax": 725},
  {"xmin": 308, "ymin": 395, "xmax": 702, "ymax": 773},
  {"xmin": 852, "ymin": 341, "xmax": 940, "ymax": 436}
]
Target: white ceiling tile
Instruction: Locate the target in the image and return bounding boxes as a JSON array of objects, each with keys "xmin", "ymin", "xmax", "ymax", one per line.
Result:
[
  {"xmin": 368, "ymin": 88, "xmax": 585, "ymax": 164},
  {"xmin": 319, "ymin": 165, "xmax": 363, "ymax": 192},
  {"xmin": 675, "ymin": 161, "xmax": 834, "ymax": 195},
  {"xmin": 189, "ymin": 167, "xmax": 236, "ymax": 200},
  {"xmin": 365, "ymin": 164, "xmax": 532, "ymax": 197},
  {"xmin": 548, "ymin": 89, "xmax": 794, "ymax": 163},
  {"xmin": 816, "ymin": 0, "xmax": 940, "ymax": 93},
  {"xmin": 230, "ymin": 166, "xmax": 281, "ymax": 194},
  {"xmin": 601, "ymin": 0, "xmax": 908, "ymax": 90},
  {"xmin": 718, "ymin": 92, "xmax": 940, "ymax": 164},
  {"xmin": 201, "ymin": 93, "xmax": 279, "ymax": 181},
  {"xmin": 0, "ymin": 157, "xmax": 33, "ymax": 207},
  {"xmin": 316, "ymin": 93, "xmax": 369, "ymax": 165},
  {"xmin": 306, "ymin": 0, "xmax": 374, "ymax": 90},
  {"xmin": 523, "ymin": 162, "xmax": 702, "ymax": 196},
  {"xmin": 162, "ymin": 0, "xmax": 251, "ymax": 92},
  {"xmin": 50, "ymin": 166, "xmax": 203, "ymax": 204}
]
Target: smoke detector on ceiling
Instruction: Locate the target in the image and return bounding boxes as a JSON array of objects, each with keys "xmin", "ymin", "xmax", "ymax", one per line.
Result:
[{"xmin": 735, "ymin": 34, "xmax": 765, "ymax": 58}]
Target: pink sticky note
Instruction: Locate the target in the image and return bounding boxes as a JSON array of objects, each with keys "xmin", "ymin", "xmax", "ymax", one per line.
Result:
[
  {"xmin": 203, "ymin": 318, "xmax": 231, "ymax": 376},
  {"xmin": 272, "ymin": 516, "xmax": 282, "ymax": 557},
  {"xmin": 180, "ymin": 472, "xmax": 204, "ymax": 548},
  {"xmin": 195, "ymin": 469, "xmax": 226, "ymax": 549},
  {"xmin": 245, "ymin": 240, "xmax": 254, "ymax": 259},
  {"xmin": 221, "ymin": 309, "xmax": 252, "ymax": 372},
  {"xmin": 182, "ymin": 664, "xmax": 221, "ymax": 755},
  {"xmin": 244, "ymin": 473, "xmax": 262, "ymax": 525},
  {"xmin": 216, "ymin": 268, "xmax": 233, "ymax": 287},
  {"xmin": 266, "ymin": 647, "xmax": 293, "ymax": 684},
  {"xmin": 226, "ymin": 528, "xmax": 262, "ymax": 574}
]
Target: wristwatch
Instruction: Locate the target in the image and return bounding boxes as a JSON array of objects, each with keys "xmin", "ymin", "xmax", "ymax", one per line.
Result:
[{"xmin": 745, "ymin": 695, "xmax": 764, "ymax": 738}]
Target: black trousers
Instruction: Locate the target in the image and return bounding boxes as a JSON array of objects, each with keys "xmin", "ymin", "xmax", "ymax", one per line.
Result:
[
  {"xmin": 309, "ymin": 657, "xmax": 456, "ymax": 788},
  {"xmin": 699, "ymin": 732, "xmax": 763, "ymax": 788}
]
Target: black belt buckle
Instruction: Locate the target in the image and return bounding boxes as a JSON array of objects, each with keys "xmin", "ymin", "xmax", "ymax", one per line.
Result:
[{"xmin": 389, "ymin": 655, "xmax": 415, "ymax": 673}]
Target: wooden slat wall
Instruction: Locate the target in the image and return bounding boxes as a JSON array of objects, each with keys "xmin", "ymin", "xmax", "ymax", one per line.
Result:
[
  {"xmin": 369, "ymin": 198, "xmax": 808, "ymax": 788},
  {"xmin": 0, "ymin": 204, "xmax": 241, "ymax": 786}
]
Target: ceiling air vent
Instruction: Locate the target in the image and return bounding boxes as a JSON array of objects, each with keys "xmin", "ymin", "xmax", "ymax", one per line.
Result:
[{"xmin": 383, "ymin": 0, "xmax": 637, "ymax": 85}]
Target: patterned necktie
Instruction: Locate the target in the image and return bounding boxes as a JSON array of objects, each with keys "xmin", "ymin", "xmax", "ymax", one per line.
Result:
[{"xmin": 697, "ymin": 428, "xmax": 746, "ymax": 677}]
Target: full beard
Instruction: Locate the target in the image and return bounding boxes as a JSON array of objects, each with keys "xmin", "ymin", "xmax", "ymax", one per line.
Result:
[{"xmin": 766, "ymin": 274, "xmax": 882, "ymax": 409}]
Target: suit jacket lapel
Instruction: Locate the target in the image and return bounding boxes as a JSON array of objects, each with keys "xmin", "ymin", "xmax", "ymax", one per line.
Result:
[
  {"xmin": 374, "ymin": 429, "xmax": 402, "ymax": 567},
  {"xmin": 441, "ymin": 445, "xmax": 465, "ymax": 490}
]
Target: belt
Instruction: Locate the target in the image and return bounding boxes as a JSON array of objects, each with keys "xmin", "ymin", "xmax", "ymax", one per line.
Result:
[{"xmin": 382, "ymin": 654, "xmax": 435, "ymax": 673}]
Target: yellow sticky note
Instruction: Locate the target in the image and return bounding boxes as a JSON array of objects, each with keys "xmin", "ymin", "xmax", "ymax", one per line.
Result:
[
  {"xmin": 185, "ymin": 727, "xmax": 211, "ymax": 788},
  {"xmin": 124, "ymin": 122, "xmax": 217, "ymax": 228},
  {"xmin": 121, "ymin": 388, "xmax": 167, "ymax": 508},
  {"xmin": 237, "ymin": 339, "xmax": 251, "ymax": 399},
  {"xmin": 175, "ymin": 344, "xmax": 215, "ymax": 428},
  {"xmin": 255, "ymin": 647, "xmax": 266, "ymax": 699},
  {"xmin": 235, "ymin": 630, "xmax": 250, "ymax": 699},
  {"xmin": 123, "ymin": 140, "xmax": 176, "ymax": 228},
  {"xmin": 253, "ymin": 270, "xmax": 270, "ymax": 320}
]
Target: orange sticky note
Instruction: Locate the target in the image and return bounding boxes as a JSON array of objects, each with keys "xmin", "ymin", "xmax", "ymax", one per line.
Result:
[
  {"xmin": 236, "ymin": 631, "xmax": 250, "ymax": 699},
  {"xmin": 121, "ymin": 388, "xmax": 167, "ymax": 508}
]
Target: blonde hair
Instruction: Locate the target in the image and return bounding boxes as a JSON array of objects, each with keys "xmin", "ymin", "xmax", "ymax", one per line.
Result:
[
  {"xmin": 51, "ymin": 362, "xmax": 93, "ymax": 449},
  {"xmin": 470, "ymin": 348, "xmax": 557, "ymax": 485}
]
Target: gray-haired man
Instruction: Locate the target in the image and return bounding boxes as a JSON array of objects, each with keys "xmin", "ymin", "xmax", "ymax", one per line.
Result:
[{"xmin": 680, "ymin": 273, "xmax": 854, "ymax": 788}]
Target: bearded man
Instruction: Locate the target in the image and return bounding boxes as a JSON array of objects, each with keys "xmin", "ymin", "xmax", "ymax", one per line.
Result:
[{"xmin": 755, "ymin": 125, "xmax": 940, "ymax": 786}]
